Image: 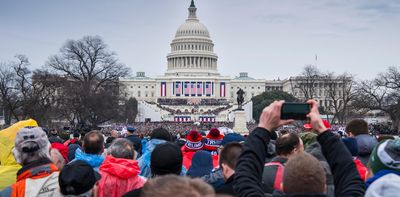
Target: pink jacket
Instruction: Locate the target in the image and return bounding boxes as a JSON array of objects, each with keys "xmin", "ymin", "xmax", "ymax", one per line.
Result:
[{"xmin": 98, "ymin": 156, "xmax": 146, "ymax": 197}]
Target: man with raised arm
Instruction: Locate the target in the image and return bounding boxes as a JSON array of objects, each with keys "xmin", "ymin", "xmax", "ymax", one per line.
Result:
[{"xmin": 234, "ymin": 100, "xmax": 365, "ymax": 197}]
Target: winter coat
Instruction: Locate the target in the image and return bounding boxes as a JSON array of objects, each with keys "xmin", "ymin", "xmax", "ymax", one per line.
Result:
[
  {"xmin": 201, "ymin": 167, "xmax": 225, "ymax": 190},
  {"xmin": 98, "ymin": 156, "xmax": 146, "ymax": 197},
  {"xmin": 365, "ymin": 169, "xmax": 400, "ymax": 188},
  {"xmin": 182, "ymin": 148, "xmax": 219, "ymax": 170},
  {"xmin": 137, "ymin": 139, "xmax": 167, "ymax": 177},
  {"xmin": 216, "ymin": 174, "xmax": 236, "ymax": 196},
  {"xmin": 126, "ymin": 135, "xmax": 142, "ymax": 153},
  {"xmin": 305, "ymin": 142, "xmax": 335, "ymax": 197},
  {"xmin": 68, "ymin": 143, "xmax": 80, "ymax": 162},
  {"xmin": 73, "ymin": 148, "xmax": 104, "ymax": 171},
  {"xmin": 0, "ymin": 159, "xmax": 60, "ymax": 197},
  {"xmin": 354, "ymin": 134, "xmax": 378, "ymax": 166},
  {"xmin": 234, "ymin": 128, "xmax": 365, "ymax": 197}
]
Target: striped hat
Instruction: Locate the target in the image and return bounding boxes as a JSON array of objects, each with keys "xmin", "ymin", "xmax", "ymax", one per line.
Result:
[
  {"xmin": 369, "ymin": 139, "xmax": 400, "ymax": 174},
  {"xmin": 184, "ymin": 130, "xmax": 204, "ymax": 151},
  {"xmin": 203, "ymin": 128, "xmax": 224, "ymax": 152}
]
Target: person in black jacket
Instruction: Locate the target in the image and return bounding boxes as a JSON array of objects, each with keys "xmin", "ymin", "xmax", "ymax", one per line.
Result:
[
  {"xmin": 234, "ymin": 100, "xmax": 366, "ymax": 197},
  {"xmin": 125, "ymin": 126, "xmax": 142, "ymax": 155},
  {"xmin": 262, "ymin": 133, "xmax": 304, "ymax": 194},
  {"xmin": 215, "ymin": 142, "xmax": 243, "ymax": 196}
]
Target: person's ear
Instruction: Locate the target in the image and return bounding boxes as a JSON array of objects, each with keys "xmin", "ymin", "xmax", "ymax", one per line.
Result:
[{"xmin": 221, "ymin": 163, "xmax": 229, "ymax": 178}]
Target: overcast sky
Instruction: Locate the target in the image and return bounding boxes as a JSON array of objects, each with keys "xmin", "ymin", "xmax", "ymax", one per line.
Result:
[{"xmin": 1, "ymin": 0, "xmax": 399, "ymax": 80}]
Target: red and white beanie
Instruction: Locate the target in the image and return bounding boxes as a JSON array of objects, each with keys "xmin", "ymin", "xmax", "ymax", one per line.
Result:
[
  {"xmin": 203, "ymin": 128, "xmax": 224, "ymax": 152},
  {"xmin": 184, "ymin": 130, "xmax": 204, "ymax": 152}
]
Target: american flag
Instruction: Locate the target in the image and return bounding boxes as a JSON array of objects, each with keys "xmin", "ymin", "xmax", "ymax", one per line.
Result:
[
  {"xmin": 220, "ymin": 82, "xmax": 226, "ymax": 97},
  {"xmin": 191, "ymin": 82, "xmax": 196, "ymax": 96},
  {"xmin": 161, "ymin": 82, "xmax": 166, "ymax": 97},
  {"xmin": 197, "ymin": 82, "xmax": 203, "ymax": 96},
  {"xmin": 205, "ymin": 82, "xmax": 212, "ymax": 96},
  {"xmin": 175, "ymin": 82, "xmax": 182, "ymax": 96},
  {"xmin": 184, "ymin": 82, "xmax": 190, "ymax": 96}
]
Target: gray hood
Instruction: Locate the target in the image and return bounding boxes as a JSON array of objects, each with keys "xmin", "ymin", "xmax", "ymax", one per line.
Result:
[{"xmin": 365, "ymin": 173, "xmax": 400, "ymax": 197}]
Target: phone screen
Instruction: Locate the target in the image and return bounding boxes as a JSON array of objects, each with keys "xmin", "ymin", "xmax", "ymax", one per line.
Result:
[{"xmin": 281, "ymin": 103, "xmax": 310, "ymax": 120}]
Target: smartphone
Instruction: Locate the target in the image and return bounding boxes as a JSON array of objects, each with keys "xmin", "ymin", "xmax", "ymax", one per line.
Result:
[{"xmin": 280, "ymin": 103, "xmax": 310, "ymax": 120}]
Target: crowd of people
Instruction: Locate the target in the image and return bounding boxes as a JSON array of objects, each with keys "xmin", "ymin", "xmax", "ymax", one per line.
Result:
[{"xmin": 0, "ymin": 100, "xmax": 399, "ymax": 197}]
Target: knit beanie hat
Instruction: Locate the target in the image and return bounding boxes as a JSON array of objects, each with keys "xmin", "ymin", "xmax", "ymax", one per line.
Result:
[
  {"xmin": 203, "ymin": 128, "xmax": 224, "ymax": 152},
  {"xmin": 151, "ymin": 142, "xmax": 183, "ymax": 176},
  {"xmin": 184, "ymin": 130, "xmax": 204, "ymax": 151},
  {"xmin": 342, "ymin": 138, "xmax": 359, "ymax": 157},
  {"xmin": 369, "ymin": 139, "xmax": 400, "ymax": 174},
  {"xmin": 298, "ymin": 132, "xmax": 317, "ymax": 149},
  {"xmin": 221, "ymin": 133, "xmax": 245, "ymax": 146}
]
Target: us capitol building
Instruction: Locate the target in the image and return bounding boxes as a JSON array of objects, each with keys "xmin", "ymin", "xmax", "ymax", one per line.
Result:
[{"xmin": 120, "ymin": 0, "xmax": 339, "ymax": 122}]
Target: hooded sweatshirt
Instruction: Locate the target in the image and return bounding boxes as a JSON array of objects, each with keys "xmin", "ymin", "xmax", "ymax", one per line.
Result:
[
  {"xmin": 365, "ymin": 173, "xmax": 400, "ymax": 197},
  {"xmin": 73, "ymin": 148, "xmax": 104, "ymax": 171},
  {"xmin": 137, "ymin": 139, "xmax": 167, "ymax": 177},
  {"xmin": 98, "ymin": 156, "xmax": 146, "ymax": 197},
  {"xmin": 354, "ymin": 134, "xmax": 378, "ymax": 166},
  {"xmin": 187, "ymin": 151, "xmax": 213, "ymax": 178}
]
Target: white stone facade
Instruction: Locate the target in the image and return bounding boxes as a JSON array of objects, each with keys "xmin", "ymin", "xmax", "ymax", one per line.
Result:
[{"xmin": 120, "ymin": 1, "xmax": 344, "ymax": 122}]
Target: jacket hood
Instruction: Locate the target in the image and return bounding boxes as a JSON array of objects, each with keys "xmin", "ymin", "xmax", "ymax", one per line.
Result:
[
  {"xmin": 365, "ymin": 173, "xmax": 400, "ymax": 197},
  {"xmin": 100, "ymin": 156, "xmax": 140, "ymax": 179},
  {"xmin": 75, "ymin": 148, "xmax": 104, "ymax": 168},
  {"xmin": 137, "ymin": 139, "xmax": 167, "ymax": 176},
  {"xmin": 187, "ymin": 151, "xmax": 213, "ymax": 177},
  {"xmin": 355, "ymin": 134, "xmax": 378, "ymax": 155}
]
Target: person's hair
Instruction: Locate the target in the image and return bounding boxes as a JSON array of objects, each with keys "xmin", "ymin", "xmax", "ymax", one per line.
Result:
[
  {"xmin": 150, "ymin": 127, "xmax": 172, "ymax": 141},
  {"xmin": 82, "ymin": 131, "xmax": 104, "ymax": 154},
  {"xmin": 107, "ymin": 138, "xmax": 135, "ymax": 159},
  {"xmin": 275, "ymin": 133, "xmax": 301, "ymax": 156},
  {"xmin": 73, "ymin": 132, "xmax": 80, "ymax": 138},
  {"xmin": 283, "ymin": 153, "xmax": 326, "ymax": 194},
  {"xmin": 346, "ymin": 119, "xmax": 369, "ymax": 135},
  {"xmin": 219, "ymin": 142, "xmax": 243, "ymax": 170},
  {"xmin": 141, "ymin": 175, "xmax": 215, "ymax": 197}
]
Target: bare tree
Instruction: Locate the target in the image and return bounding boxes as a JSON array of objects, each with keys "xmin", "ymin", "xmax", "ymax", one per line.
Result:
[
  {"xmin": 0, "ymin": 60, "xmax": 20, "ymax": 125},
  {"xmin": 354, "ymin": 66, "xmax": 400, "ymax": 131},
  {"xmin": 293, "ymin": 65, "xmax": 321, "ymax": 100},
  {"xmin": 0, "ymin": 55, "xmax": 59, "ymax": 125},
  {"xmin": 323, "ymin": 72, "xmax": 355, "ymax": 124},
  {"xmin": 46, "ymin": 36, "xmax": 130, "ymax": 127}
]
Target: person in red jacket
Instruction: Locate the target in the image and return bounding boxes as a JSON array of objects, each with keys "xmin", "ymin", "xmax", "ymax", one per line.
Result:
[
  {"xmin": 182, "ymin": 130, "xmax": 204, "ymax": 169},
  {"xmin": 98, "ymin": 138, "xmax": 145, "ymax": 197}
]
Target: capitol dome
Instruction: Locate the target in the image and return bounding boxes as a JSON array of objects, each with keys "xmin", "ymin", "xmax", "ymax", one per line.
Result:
[
  {"xmin": 175, "ymin": 21, "xmax": 210, "ymax": 38},
  {"xmin": 166, "ymin": 0, "xmax": 219, "ymax": 77}
]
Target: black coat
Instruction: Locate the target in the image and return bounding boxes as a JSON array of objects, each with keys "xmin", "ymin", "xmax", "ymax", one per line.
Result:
[
  {"xmin": 233, "ymin": 127, "xmax": 366, "ymax": 197},
  {"xmin": 126, "ymin": 135, "xmax": 142, "ymax": 153},
  {"xmin": 216, "ymin": 174, "xmax": 236, "ymax": 196}
]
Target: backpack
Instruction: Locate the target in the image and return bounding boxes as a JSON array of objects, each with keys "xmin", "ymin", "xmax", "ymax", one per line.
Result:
[{"xmin": 264, "ymin": 161, "xmax": 284, "ymax": 191}]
